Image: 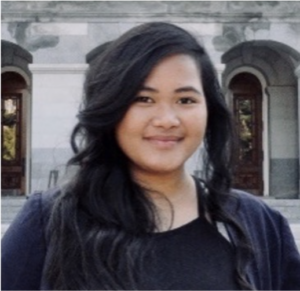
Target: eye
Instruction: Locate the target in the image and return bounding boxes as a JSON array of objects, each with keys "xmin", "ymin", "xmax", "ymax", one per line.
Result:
[
  {"xmin": 134, "ymin": 96, "xmax": 153, "ymax": 103},
  {"xmin": 178, "ymin": 97, "xmax": 196, "ymax": 104}
]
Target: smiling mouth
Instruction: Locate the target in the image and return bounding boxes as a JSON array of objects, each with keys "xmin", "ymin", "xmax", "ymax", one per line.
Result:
[{"xmin": 144, "ymin": 136, "xmax": 183, "ymax": 148}]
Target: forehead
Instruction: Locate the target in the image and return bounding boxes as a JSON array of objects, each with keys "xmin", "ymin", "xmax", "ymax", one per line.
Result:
[{"xmin": 143, "ymin": 54, "xmax": 202, "ymax": 87}]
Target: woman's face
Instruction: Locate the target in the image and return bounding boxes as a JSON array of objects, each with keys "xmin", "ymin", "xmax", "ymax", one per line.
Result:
[{"xmin": 116, "ymin": 54, "xmax": 208, "ymax": 177}]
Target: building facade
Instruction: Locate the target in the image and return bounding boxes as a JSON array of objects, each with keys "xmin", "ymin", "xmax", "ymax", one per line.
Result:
[{"xmin": 1, "ymin": 1, "xmax": 300, "ymax": 198}]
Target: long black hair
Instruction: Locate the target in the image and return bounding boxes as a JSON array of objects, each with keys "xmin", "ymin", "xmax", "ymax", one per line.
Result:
[{"xmin": 45, "ymin": 22, "xmax": 253, "ymax": 290}]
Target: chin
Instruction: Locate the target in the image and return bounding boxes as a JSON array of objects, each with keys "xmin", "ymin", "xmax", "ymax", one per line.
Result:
[{"xmin": 140, "ymin": 161, "xmax": 185, "ymax": 175}]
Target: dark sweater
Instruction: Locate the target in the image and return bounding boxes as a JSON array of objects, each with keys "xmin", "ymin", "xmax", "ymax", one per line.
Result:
[{"xmin": 2, "ymin": 187, "xmax": 300, "ymax": 290}]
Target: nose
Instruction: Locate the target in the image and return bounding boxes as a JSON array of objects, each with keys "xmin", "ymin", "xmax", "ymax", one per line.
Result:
[{"xmin": 151, "ymin": 104, "xmax": 180, "ymax": 128}]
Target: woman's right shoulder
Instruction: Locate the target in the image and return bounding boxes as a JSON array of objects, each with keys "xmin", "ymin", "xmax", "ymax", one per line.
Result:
[
  {"xmin": 1, "ymin": 188, "xmax": 63, "ymax": 291},
  {"xmin": 3, "ymin": 188, "xmax": 62, "ymax": 241},
  {"xmin": 24, "ymin": 187, "xmax": 62, "ymax": 219},
  {"xmin": 35, "ymin": 186, "xmax": 62, "ymax": 210}
]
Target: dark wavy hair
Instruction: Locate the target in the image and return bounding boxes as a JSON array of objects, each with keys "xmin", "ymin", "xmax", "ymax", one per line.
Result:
[{"xmin": 45, "ymin": 22, "xmax": 253, "ymax": 290}]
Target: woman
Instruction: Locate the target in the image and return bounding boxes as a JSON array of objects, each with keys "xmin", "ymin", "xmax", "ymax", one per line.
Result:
[{"xmin": 2, "ymin": 22, "xmax": 300, "ymax": 290}]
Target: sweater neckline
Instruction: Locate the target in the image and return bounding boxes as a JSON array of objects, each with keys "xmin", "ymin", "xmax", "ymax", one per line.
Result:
[{"xmin": 150, "ymin": 216, "xmax": 208, "ymax": 238}]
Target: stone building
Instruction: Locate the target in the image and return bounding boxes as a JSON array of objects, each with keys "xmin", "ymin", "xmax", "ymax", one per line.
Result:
[{"xmin": 1, "ymin": 1, "xmax": 300, "ymax": 199}]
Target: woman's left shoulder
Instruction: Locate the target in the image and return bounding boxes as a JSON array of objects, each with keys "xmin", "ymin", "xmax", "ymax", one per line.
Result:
[
  {"xmin": 227, "ymin": 189, "xmax": 284, "ymax": 224},
  {"xmin": 227, "ymin": 190, "xmax": 300, "ymax": 290}
]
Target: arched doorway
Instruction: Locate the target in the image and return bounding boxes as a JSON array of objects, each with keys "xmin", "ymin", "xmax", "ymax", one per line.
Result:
[
  {"xmin": 222, "ymin": 40, "xmax": 300, "ymax": 198},
  {"xmin": 1, "ymin": 40, "xmax": 32, "ymax": 196},
  {"xmin": 229, "ymin": 73, "xmax": 263, "ymax": 195},
  {"xmin": 1, "ymin": 72, "xmax": 28, "ymax": 195}
]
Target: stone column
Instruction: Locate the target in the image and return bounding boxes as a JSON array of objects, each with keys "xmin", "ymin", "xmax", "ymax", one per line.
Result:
[
  {"xmin": 295, "ymin": 64, "xmax": 300, "ymax": 198},
  {"xmin": 28, "ymin": 63, "xmax": 88, "ymax": 193},
  {"xmin": 215, "ymin": 63, "xmax": 226, "ymax": 85},
  {"xmin": 266, "ymin": 86, "xmax": 298, "ymax": 198}
]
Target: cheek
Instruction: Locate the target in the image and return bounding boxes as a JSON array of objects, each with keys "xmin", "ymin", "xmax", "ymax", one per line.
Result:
[
  {"xmin": 115, "ymin": 122, "xmax": 131, "ymax": 152},
  {"xmin": 186, "ymin": 109, "xmax": 208, "ymax": 140},
  {"xmin": 115, "ymin": 110, "xmax": 145, "ymax": 149}
]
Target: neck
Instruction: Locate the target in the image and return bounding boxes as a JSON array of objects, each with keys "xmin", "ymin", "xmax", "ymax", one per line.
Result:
[
  {"xmin": 131, "ymin": 167, "xmax": 200, "ymax": 232},
  {"xmin": 131, "ymin": 167, "xmax": 194, "ymax": 201}
]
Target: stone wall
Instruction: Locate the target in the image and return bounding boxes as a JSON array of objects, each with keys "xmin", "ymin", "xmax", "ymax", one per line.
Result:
[
  {"xmin": 1, "ymin": 1, "xmax": 300, "ymax": 196},
  {"xmin": 29, "ymin": 64, "xmax": 87, "ymax": 191},
  {"xmin": 2, "ymin": 1, "xmax": 300, "ymax": 65}
]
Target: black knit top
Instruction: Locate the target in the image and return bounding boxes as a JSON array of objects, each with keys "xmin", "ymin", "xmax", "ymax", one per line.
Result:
[{"xmin": 135, "ymin": 212, "xmax": 239, "ymax": 290}]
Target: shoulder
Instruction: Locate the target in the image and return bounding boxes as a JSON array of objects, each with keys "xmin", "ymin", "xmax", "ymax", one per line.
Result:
[
  {"xmin": 32, "ymin": 186, "xmax": 62, "ymax": 216},
  {"xmin": 28, "ymin": 186, "xmax": 61, "ymax": 207},
  {"xmin": 27, "ymin": 186, "xmax": 62, "ymax": 213},
  {"xmin": 2, "ymin": 187, "xmax": 62, "ymax": 242},
  {"xmin": 224, "ymin": 189, "xmax": 287, "ymax": 247},
  {"xmin": 227, "ymin": 189, "xmax": 283, "ymax": 225},
  {"xmin": 224, "ymin": 189, "xmax": 297, "ymax": 256},
  {"xmin": 1, "ymin": 187, "xmax": 62, "ymax": 290},
  {"xmin": 229, "ymin": 188, "xmax": 271, "ymax": 210},
  {"xmin": 226, "ymin": 190, "xmax": 300, "ymax": 290}
]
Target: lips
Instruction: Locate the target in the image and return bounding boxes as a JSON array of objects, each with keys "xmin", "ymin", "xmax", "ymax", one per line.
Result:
[{"xmin": 144, "ymin": 135, "xmax": 183, "ymax": 148}]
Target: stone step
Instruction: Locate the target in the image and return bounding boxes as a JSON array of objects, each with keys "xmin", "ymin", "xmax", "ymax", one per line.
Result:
[
  {"xmin": 290, "ymin": 224, "xmax": 300, "ymax": 251},
  {"xmin": 263, "ymin": 199, "xmax": 300, "ymax": 206},
  {"xmin": 1, "ymin": 197, "xmax": 27, "ymax": 223},
  {"xmin": 263, "ymin": 199, "xmax": 300, "ymax": 222},
  {"xmin": 2, "ymin": 224, "xmax": 9, "ymax": 237}
]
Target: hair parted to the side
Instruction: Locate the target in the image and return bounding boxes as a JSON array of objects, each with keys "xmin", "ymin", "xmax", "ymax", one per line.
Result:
[{"xmin": 45, "ymin": 22, "xmax": 253, "ymax": 290}]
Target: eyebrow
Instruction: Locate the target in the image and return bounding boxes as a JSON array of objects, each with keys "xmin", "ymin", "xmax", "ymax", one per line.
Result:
[
  {"xmin": 175, "ymin": 86, "xmax": 202, "ymax": 95},
  {"xmin": 139, "ymin": 86, "xmax": 202, "ymax": 95}
]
